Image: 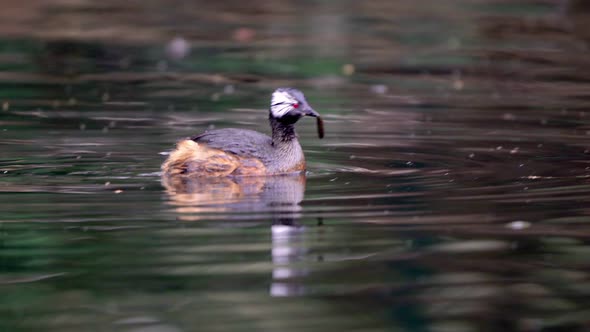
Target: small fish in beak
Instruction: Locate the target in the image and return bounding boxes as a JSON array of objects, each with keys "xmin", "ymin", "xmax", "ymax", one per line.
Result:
[{"xmin": 303, "ymin": 107, "xmax": 324, "ymax": 139}]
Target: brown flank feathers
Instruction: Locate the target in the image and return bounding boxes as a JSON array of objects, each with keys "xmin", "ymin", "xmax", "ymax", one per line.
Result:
[{"xmin": 162, "ymin": 140, "xmax": 267, "ymax": 177}]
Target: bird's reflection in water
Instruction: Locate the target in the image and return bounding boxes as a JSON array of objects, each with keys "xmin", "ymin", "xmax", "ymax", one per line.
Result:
[
  {"xmin": 270, "ymin": 223, "xmax": 307, "ymax": 297},
  {"xmin": 162, "ymin": 173, "xmax": 310, "ymax": 297}
]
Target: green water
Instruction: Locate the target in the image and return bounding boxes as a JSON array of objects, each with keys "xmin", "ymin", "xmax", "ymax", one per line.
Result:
[{"xmin": 1, "ymin": 1, "xmax": 590, "ymax": 331}]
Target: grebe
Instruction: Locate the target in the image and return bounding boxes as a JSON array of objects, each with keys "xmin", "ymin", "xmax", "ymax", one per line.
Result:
[{"xmin": 162, "ymin": 88, "xmax": 324, "ymax": 177}]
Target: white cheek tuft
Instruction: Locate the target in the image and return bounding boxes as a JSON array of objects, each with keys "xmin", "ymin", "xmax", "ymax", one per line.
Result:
[{"xmin": 270, "ymin": 91, "xmax": 296, "ymax": 118}]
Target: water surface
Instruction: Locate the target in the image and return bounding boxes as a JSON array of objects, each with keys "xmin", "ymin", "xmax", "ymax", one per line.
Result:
[{"xmin": 1, "ymin": 1, "xmax": 590, "ymax": 331}]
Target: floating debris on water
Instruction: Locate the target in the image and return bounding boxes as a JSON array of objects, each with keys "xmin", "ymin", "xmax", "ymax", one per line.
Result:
[
  {"xmin": 233, "ymin": 27, "xmax": 256, "ymax": 43},
  {"xmin": 370, "ymin": 84, "xmax": 388, "ymax": 94},
  {"xmin": 223, "ymin": 85, "xmax": 235, "ymax": 95},
  {"xmin": 502, "ymin": 113, "xmax": 516, "ymax": 121},
  {"xmin": 342, "ymin": 64, "xmax": 355, "ymax": 76},
  {"xmin": 506, "ymin": 220, "xmax": 531, "ymax": 230},
  {"xmin": 166, "ymin": 36, "xmax": 191, "ymax": 59}
]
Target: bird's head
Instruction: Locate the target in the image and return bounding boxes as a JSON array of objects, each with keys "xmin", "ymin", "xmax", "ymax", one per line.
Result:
[{"xmin": 270, "ymin": 88, "xmax": 324, "ymax": 138}]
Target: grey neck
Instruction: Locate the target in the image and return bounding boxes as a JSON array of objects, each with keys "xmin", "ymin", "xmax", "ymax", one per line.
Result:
[
  {"xmin": 270, "ymin": 116, "xmax": 298, "ymax": 146},
  {"xmin": 267, "ymin": 114, "xmax": 305, "ymax": 173}
]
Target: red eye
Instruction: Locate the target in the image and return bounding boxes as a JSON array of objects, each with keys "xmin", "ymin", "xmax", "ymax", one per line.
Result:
[{"xmin": 292, "ymin": 102, "xmax": 299, "ymax": 109}]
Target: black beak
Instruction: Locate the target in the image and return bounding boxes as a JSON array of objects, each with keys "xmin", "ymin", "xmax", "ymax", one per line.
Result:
[{"xmin": 303, "ymin": 106, "xmax": 320, "ymax": 118}]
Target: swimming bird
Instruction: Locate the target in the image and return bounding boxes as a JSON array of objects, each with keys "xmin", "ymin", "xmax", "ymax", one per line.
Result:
[{"xmin": 162, "ymin": 88, "xmax": 324, "ymax": 177}]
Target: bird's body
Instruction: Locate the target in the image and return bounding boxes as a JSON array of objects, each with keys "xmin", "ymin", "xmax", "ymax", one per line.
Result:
[{"xmin": 162, "ymin": 88, "xmax": 322, "ymax": 177}]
